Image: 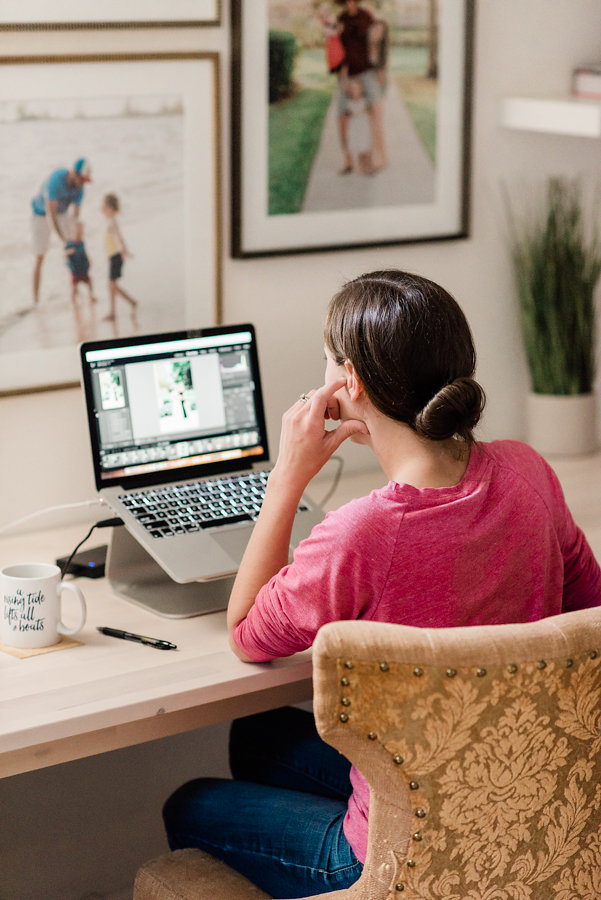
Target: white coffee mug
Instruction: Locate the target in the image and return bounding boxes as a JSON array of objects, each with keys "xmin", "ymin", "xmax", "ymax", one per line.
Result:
[{"xmin": 1, "ymin": 562, "xmax": 87, "ymax": 649}]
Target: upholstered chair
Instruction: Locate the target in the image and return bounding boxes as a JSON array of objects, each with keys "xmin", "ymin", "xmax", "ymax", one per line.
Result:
[{"xmin": 134, "ymin": 605, "xmax": 601, "ymax": 899}]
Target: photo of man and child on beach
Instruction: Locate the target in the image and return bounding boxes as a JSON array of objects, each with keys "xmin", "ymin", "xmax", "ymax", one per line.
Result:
[{"xmin": 0, "ymin": 92, "xmax": 186, "ymax": 361}]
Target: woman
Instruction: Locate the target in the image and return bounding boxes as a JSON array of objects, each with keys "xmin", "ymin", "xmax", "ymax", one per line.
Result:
[
  {"xmin": 163, "ymin": 270, "xmax": 601, "ymax": 898},
  {"xmin": 335, "ymin": 0, "xmax": 387, "ymax": 174}
]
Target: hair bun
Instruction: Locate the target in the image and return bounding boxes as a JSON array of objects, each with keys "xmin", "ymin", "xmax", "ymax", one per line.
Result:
[{"xmin": 414, "ymin": 377, "xmax": 485, "ymax": 442}]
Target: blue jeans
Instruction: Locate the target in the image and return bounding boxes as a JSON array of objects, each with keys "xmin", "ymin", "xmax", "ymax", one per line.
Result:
[{"xmin": 162, "ymin": 707, "xmax": 363, "ymax": 898}]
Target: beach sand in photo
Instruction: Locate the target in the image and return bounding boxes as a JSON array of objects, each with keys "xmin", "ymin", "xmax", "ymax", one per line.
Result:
[
  {"xmin": 0, "ymin": 205, "xmax": 184, "ymax": 353},
  {"xmin": 0, "ymin": 109, "xmax": 186, "ymax": 354}
]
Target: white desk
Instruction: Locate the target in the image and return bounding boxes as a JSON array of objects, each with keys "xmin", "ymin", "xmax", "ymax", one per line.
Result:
[
  {"xmin": 0, "ymin": 470, "xmax": 387, "ymax": 779},
  {"xmin": 1, "ymin": 457, "xmax": 599, "ymax": 780},
  {"xmin": 0, "ymin": 521, "xmax": 315, "ymax": 778}
]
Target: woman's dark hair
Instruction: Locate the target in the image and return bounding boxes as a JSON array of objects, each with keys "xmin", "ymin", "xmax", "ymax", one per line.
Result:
[{"xmin": 324, "ymin": 269, "xmax": 486, "ymax": 443}]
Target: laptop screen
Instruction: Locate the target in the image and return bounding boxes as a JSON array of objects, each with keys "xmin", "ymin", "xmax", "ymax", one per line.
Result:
[{"xmin": 80, "ymin": 325, "xmax": 269, "ymax": 489}]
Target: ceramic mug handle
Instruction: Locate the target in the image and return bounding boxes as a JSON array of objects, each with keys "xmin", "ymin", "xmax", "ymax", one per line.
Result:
[{"xmin": 57, "ymin": 581, "xmax": 87, "ymax": 636}]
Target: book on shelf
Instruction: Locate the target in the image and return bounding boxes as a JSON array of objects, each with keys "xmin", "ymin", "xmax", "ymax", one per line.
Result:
[{"xmin": 572, "ymin": 64, "xmax": 601, "ymax": 99}]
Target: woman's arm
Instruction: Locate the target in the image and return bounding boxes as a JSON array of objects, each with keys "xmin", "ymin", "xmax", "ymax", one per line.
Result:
[{"xmin": 227, "ymin": 377, "xmax": 367, "ymax": 660}]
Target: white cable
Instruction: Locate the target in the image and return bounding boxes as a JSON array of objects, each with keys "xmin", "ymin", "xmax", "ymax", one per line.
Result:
[
  {"xmin": 317, "ymin": 455, "xmax": 344, "ymax": 508},
  {"xmin": 0, "ymin": 499, "xmax": 103, "ymax": 536}
]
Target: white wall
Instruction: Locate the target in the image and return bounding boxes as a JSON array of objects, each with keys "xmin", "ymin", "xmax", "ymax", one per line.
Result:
[
  {"xmin": 2, "ymin": 2, "xmax": 601, "ymax": 897},
  {"xmin": 3, "ymin": 1, "xmax": 601, "ymax": 530}
]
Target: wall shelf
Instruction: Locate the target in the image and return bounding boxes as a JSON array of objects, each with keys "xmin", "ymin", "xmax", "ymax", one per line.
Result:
[{"xmin": 502, "ymin": 96, "xmax": 601, "ymax": 137}]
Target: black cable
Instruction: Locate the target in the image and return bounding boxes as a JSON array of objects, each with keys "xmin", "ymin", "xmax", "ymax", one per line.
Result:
[{"xmin": 59, "ymin": 517, "xmax": 123, "ymax": 578}]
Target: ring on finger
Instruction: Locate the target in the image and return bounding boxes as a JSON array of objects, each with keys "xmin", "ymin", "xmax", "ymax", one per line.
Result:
[{"xmin": 299, "ymin": 393, "xmax": 309, "ymax": 403}]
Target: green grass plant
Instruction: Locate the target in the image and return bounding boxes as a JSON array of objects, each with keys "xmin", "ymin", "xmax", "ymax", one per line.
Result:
[
  {"xmin": 504, "ymin": 177, "xmax": 601, "ymax": 395},
  {"xmin": 269, "ymin": 86, "xmax": 333, "ymax": 216}
]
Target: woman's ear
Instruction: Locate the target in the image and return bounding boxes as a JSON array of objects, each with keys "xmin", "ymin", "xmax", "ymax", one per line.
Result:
[{"xmin": 343, "ymin": 360, "xmax": 364, "ymax": 401}]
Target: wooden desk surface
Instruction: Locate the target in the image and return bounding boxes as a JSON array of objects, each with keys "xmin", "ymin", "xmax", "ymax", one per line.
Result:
[
  {"xmin": 0, "ymin": 521, "xmax": 314, "ymax": 777},
  {"xmin": 1, "ymin": 456, "xmax": 598, "ymax": 779},
  {"xmin": 0, "ymin": 470, "xmax": 386, "ymax": 778}
]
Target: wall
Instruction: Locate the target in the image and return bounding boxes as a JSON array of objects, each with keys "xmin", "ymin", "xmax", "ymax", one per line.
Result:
[
  {"xmin": 3, "ymin": 0, "xmax": 601, "ymax": 530},
  {"xmin": 2, "ymin": 2, "xmax": 601, "ymax": 897}
]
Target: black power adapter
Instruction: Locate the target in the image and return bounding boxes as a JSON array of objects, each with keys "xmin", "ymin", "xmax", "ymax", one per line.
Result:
[{"xmin": 56, "ymin": 544, "xmax": 108, "ymax": 579}]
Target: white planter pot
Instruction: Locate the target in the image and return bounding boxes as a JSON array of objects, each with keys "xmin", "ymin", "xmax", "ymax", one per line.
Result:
[{"xmin": 527, "ymin": 392, "xmax": 598, "ymax": 456}]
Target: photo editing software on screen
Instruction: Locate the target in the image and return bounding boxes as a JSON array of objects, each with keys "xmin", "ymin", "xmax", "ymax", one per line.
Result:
[{"xmin": 84, "ymin": 332, "xmax": 266, "ymax": 481}]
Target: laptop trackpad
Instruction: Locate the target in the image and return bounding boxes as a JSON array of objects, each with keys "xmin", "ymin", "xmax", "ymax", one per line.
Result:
[{"xmin": 212, "ymin": 527, "xmax": 252, "ymax": 566}]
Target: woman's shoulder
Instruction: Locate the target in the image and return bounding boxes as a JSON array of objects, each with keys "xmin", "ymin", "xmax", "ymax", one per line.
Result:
[
  {"xmin": 477, "ymin": 439, "xmax": 560, "ymax": 492},
  {"xmin": 320, "ymin": 484, "xmax": 405, "ymax": 534},
  {"xmin": 480, "ymin": 438, "xmax": 546, "ymax": 468}
]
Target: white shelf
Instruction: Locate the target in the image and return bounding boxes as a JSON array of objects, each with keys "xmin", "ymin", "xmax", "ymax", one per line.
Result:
[{"xmin": 502, "ymin": 96, "xmax": 601, "ymax": 137}]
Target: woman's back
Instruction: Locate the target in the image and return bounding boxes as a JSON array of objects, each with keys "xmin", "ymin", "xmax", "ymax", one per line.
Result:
[{"xmin": 234, "ymin": 440, "xmax": 600, "ymax": 663}]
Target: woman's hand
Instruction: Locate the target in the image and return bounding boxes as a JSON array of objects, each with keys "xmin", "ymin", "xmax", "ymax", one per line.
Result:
[
  {"xmin": 272, "ymin": 377, "xmax": 368, "ymax": 494},
  {"xmin": 227, "ymin": 378, "xmax": 367, "ymax": 659}
]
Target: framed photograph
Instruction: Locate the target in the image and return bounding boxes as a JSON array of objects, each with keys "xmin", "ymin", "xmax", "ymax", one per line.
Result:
[
  {"xmin": 0, "ymin": 53, "xmax": 221, "ymax": 396},
  {"xmin": 231, "ymin": 0, "xmax": 474, "ymax": 257},
  {"xmin": 0, "ymin": 1, "xmax": 220, "ymax": 29}
]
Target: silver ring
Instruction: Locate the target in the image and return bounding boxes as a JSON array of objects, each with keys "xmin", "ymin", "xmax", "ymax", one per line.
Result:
[{"xmin": 299, "ymin": 393, "xmax": 309, "ymax": 402}]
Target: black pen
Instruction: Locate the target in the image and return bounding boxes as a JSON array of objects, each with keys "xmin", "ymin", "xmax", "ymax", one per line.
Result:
[{"xmin": 97, "ymin": 626, "xmax": 177, "ymax": 650}]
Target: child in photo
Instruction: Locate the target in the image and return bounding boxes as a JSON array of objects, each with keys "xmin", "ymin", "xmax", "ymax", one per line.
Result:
[
  {"xmin": 64, "ymin": 219, "xmax": 97, "ymax": 305},
  {"xmin": 102, "ymin": 192, "xmax": 138, "ymax": 321},
  {"xmin": 345, "ymin": 75, "xmax": 373, "ymax": 175}
]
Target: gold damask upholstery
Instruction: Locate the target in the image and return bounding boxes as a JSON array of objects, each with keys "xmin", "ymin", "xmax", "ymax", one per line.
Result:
[{"xmin": 134, "ymin": 606, "xmax": 601, "ymax": 900}]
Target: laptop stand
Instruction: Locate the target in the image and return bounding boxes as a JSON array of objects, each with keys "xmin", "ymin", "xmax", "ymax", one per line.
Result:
[{"xmin": 106, "ymin": 526, "xmax": 235, "ymax": 618}]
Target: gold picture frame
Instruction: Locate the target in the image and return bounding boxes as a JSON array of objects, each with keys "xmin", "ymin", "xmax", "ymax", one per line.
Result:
[
  {"xmin": 0, "ymin": 52, "xmax": 221, "ymax": 396},
  {"xmin": 0, "ymin": 1, "xmax": 220, "ymax": 29}
]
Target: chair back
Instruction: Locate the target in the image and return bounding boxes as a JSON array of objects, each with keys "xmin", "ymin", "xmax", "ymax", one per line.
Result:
[{"xmin": 312, "ymin": 607, "xmax": 601, "ymax": 899}]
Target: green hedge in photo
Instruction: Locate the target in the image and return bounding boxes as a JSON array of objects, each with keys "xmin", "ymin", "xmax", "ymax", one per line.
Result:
[{"xmin": 269, "ymin": 30, "xmax": 297, "ymax": 103}]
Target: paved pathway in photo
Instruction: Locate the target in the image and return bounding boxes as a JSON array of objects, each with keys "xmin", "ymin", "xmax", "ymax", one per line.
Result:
[{"xmin": 302, "ymin": 78, "xmax": 435, "ymax": 213}]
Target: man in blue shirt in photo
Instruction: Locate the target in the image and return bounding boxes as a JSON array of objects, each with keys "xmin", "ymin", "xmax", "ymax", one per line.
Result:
[{"xmin": 30, "ymin": 157, "xmax": 92, "ymax": 304}]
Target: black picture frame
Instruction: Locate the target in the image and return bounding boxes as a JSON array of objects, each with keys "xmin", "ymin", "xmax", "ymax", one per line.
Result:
[{"xmin": 231, "ymin": 0, "xmax": 474, "ymax": 258}]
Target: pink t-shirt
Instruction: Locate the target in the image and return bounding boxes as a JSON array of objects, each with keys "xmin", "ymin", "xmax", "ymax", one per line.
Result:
[{"xmin": 233, "ymin": 440, "xmax": 601, "ymax": 862}]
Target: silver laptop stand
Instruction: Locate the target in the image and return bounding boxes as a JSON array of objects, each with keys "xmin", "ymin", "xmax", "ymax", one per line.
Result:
[{"xmin": 106, "ymin": 526, "xmax": 235, "ymax": 618}]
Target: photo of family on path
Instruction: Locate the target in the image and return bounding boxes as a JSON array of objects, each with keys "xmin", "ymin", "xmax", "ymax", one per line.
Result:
[
  {"xmin": 234, "ymin": 0, "xmax": 470, "ymax": 256},
  {"xmin": 0, "ymin": 93, "xmax": 185, "ymax": 359},
  {"xmin": 268, "ymin": 0, "xmax": 439, "ymax": 216}
]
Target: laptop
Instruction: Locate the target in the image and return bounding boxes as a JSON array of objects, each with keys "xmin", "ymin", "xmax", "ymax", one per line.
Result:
[{"xmin": 80, "ymin": 324, "xmax": 325, "ymax": 586}]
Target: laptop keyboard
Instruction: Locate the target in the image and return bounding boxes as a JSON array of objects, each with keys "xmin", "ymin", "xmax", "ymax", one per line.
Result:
[{"xmin": 119, "ymin": 470, "xmax": 295, "ymax": 539}]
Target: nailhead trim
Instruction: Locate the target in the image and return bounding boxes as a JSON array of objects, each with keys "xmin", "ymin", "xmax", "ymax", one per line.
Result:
[{"xmin": 334, "ymin": 647, "xmax": 594, "ymax": 895}]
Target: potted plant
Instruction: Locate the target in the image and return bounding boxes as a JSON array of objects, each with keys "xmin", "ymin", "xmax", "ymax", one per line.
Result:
[{"xmin": 504, "ymin": 176, "xmax": 601, "ymax": 455}]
